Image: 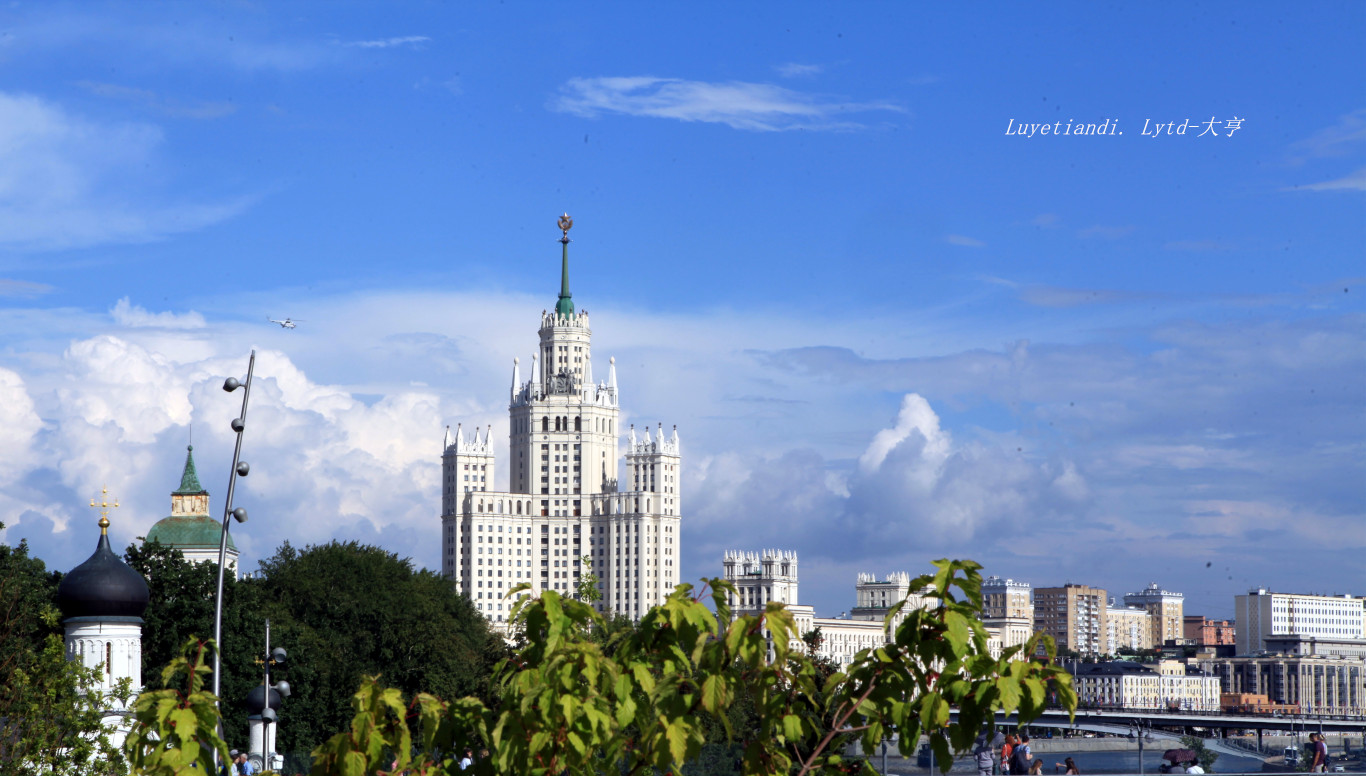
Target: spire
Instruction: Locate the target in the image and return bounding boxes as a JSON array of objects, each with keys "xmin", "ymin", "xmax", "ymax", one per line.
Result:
[
  {"xmin": 608, "ymin": 356, "xmax": 617, "ymax": 394},
  {"xmin": 555, "ymin": 213, "xmax": 575, "ymax": 318},
  {"xmin": 511, "ymin": 357, "xmax": 520, "ymax": 403},
  {"xmin": 174, "ymin": 445, "xmax": 205, "ymax": 495}
]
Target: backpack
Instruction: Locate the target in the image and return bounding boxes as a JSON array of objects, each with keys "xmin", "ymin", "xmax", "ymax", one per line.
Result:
[{"xmin": 1010, "ymin": 745, "xmax": 1030, "ymax": 775}]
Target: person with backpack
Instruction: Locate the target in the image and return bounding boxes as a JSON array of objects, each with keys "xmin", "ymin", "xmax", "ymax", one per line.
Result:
[{"xmin": 1010, "ymin": 733, "xmax": 1033, "ymax": 776}]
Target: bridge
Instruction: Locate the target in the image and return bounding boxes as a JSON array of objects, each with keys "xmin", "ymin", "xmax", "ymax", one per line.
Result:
[{"xmin": 947, "ymin": 707, "xmax": 1366, "ymax": 762}]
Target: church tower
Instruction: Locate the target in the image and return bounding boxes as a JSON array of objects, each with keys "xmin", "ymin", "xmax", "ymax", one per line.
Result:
[
  {"xmin": 441, "ymin": 215, "xmax": 681, "ymax": 626},
  {"xmin": 145, "ymin": 445, "xmax": 239, "ymax": 575},
  {"xmin": 58, "ymin": 489, "xmax": 149, "ymax": 749}
]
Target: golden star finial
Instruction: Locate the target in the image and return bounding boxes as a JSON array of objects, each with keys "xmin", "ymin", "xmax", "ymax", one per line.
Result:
[
  {"xmin": 89, "ymin": 486, "xmax": 120, "ymax": 535},
  {"xmin": 558, "ymin": 213, "xmax": 573, "ymax": 239}
]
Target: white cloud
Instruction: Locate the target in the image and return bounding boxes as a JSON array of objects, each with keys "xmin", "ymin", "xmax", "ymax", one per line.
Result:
[
  {"xmin": 111, "ymin": 298, "xmax": 207, "ymax": 329},
  {"xmin": 0, "ymin": 91, "xmax": 250, "ymax": 251},
  {"xmin": 552, "ymin": 76, "xmax": 903, "ymax": 131},
  {"xmin": 0, "ymin": 279, "xmax": 54, "ymax": 297},
  {"xmin": 344, "ymin": 36, "xmax": 431, "ymax": 49},
  {"xmin": 944, "ymin": 234, "xmax": 986, "ymax": 248},
  {"xmin": 1284, "ymin": 166, "xmax": 1366, "ymax": 193},
  {"xmin": 775, "ymin": 63, "xmax": 823, "ymax": 78},
  {"xmin": 76, "ymin": 81, "xmax": 237, "ymax": 119},
  {"xmin": 1288, "ymin": 109, "xmax": 1366, "ymax": 161},
  {"xmin": 0, "ymin": 290, "xmax": 1360, "ymax": 620}
]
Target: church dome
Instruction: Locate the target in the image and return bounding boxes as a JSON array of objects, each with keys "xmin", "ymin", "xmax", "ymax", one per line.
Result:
[
  {"xmin": 57, "ymin": 527, "xmax": 150, "ymax": 622},
  {"xmin": 145, "ymin": 516, "xmax": 236, "ymax": 552}
]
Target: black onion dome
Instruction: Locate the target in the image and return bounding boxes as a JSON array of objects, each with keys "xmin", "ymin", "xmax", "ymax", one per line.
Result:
[
  {"xmin": 57, "ymin": 531, "xmax": 150, "ymax": 621},
  {"xmin": 245, "ymin": 684, "xmax": 282, "ymax": 714}
]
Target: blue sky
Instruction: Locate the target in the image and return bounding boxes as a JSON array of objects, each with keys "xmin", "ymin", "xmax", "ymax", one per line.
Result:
[{"xmin": 0, "ymin": 2, "xmax": 1362, "ymax": 621}]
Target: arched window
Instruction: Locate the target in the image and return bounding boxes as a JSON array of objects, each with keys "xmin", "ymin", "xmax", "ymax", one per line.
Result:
[
  {"xmin": 542, "ymin": 417, "xmax": 549, "ymax": 432},
  {"xmin": 516, "ymin": 501, "xmax": 522, "ymax": 515},
  {"xmin": 574, "ymin": 416, "xmax": 581, "ymax": 432}
]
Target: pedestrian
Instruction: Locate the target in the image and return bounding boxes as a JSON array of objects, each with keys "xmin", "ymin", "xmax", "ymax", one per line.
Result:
[
  {"xmin": 459, "ymin": 748, "xmax": 474, "ymax": 770},
  {"xmin": 1010, "ymin": 734, "xmax": 1032, "ymax": 776},
  {"xmin": 1029, "ymin": 760, "xmax": 1044, "ymax": 775},
  {"xmin": 1310, "ymin": 733, "xmax": 1328, "ymax": 772},
  {"xmin": 973, "ymin": 732, "xmax": 997, "ymax": 776},
  {"xmin": 1002, "ymin": 734, "xmax": 1017, "ymax": 774},
  {"xmin": 1054, "ymin": 757, "xmax": 1080, "ymax": 774}
]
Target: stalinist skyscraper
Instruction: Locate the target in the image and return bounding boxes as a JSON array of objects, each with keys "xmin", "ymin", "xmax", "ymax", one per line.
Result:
[{"xmin": 441, "ymin": 215, "xmax": 681, "ymax": 625}]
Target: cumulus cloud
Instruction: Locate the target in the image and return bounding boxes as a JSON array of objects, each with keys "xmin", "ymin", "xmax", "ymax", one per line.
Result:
[
  {"xmin": 552, "ymin": 76, "xmax": 903, "ymax": 131},
  {"xmin": 0, "ymin": 91, "xmax": 251, "ymax": 251},
  {"xmin": 111, "ymin": 298, "xmax": 207, "ymax": 329}
]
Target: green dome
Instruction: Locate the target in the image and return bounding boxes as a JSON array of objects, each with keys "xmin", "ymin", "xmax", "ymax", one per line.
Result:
[{"xmin": 145, "ymin": 516, "xmax": 236, "ymax": 552}]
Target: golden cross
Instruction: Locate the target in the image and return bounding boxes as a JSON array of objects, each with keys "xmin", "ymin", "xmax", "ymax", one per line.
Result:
[{"xmin": 89, "ymin": 486, "xmax": 120, "ymax": 535}]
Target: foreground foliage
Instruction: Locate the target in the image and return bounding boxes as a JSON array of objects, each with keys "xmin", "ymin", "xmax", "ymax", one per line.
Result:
[
  {"xmin": 305, "ymin": 558, "xmax": 1075, "ymax": 776},
  {"xmin": 0, "ymin": 526, "xmax": 127, "ymax": 776}
]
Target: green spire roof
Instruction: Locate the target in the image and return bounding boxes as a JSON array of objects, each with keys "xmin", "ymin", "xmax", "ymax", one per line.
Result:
[
  {"xmin": 555, "ymin": 236, "xmax": 575, "ymax": 317},
  {"xmin": 174, "ymin": 445, "xmax": 206, "ymax": 495}
]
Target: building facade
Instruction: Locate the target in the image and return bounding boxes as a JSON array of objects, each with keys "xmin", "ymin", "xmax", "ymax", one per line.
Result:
[
  {"xmin": 1071, "ymin": 661, "xmax": 1221, "ymax": 712},
  {"xmin": 1235, "ymin": 589, "xmax": 1365, "ymax": 656},
  {"xmin": 1183, "ymin": 615, "xmax": 1236, "ymax": 647},
  {"xmin": 440, "ymin": 218, "xmax": 681, "ymax": 625},
  {"xmin": 1105, "ymin": 604, "xmax": 1152, "ymax": 653},
  {"xmin": 1035, "ymin": 584, "xmax": 1107, "ymax": 655},
  {"xmin": 1202, "ymin": 654, "xmax": 1365, "ymax": 715},
  {"xmin": 720, "ymin": 552, "xmax": 1010, "ymax": 668},
  {"xmin": 1124, "ymin": 583, "xmax": 1185, "ymax": 647}
]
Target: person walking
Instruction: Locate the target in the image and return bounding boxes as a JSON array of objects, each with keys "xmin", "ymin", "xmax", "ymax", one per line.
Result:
[
  {"xmin": 1009, "ymin": 734, "xmax": 1033, "ymax": 776},
  {"xmin": 1002, "ymin": 734, "xmax": 1017, "ymax": 775},
  {"xmin": 1310, "ymin": 733, "xmax": 1328, "ymax": 772}
]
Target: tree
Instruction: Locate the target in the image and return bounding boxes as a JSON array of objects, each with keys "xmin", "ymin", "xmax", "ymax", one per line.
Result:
[
  {"xmin": 574, "ymin": 555, "xmax": 601, "ymax": 603},
  {"xmin": 307, "ymin": 558, "xmax": 1076, "ymax": 776},
  {"xmin": 247, "ymin": 541, "xmax": 506, "ymax": 768},
  {"xmin": 0, "ymin": 523, "xmax": 127, "ymax": 775},
  {"xmin": 1179, "ymin": 734, "xmax": 1219, "ymax": 772}
]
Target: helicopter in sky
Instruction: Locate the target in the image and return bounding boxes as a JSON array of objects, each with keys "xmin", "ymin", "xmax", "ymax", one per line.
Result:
[{"xmin": 268, "ymin": 317, "xmax": 303, "ymax": 329}]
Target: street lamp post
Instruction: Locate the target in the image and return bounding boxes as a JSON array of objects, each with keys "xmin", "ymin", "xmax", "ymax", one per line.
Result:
[{"xmin": 213, "ymin": 350, "xmax": 256, "ymax": 768}]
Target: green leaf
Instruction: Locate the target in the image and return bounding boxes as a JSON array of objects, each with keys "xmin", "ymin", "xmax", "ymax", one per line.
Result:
[{"xmin": 782, "ymin": 713, "xmax": 803, "ymax": 742}]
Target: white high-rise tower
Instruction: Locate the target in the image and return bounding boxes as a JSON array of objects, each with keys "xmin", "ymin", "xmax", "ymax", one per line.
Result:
[{"xmin": 441, "ymin": 215, "xmax": 682, "ymax": 624}]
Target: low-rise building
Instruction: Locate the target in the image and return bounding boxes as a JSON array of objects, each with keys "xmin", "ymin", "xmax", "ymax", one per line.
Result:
[{"xmin": 1072, "ymin": 661, "xmax": 1221, "ymax": 711}]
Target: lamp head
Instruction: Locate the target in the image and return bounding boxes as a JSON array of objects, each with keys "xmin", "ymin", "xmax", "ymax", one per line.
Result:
[
  {"xmin": 262, "ymin": 706, "xmax": 277, "ymax": 723},
  {"xmin": 232, "ymin": 507, "xmax": 248, "ymax": 523},
  {"xmin": 223, "ymin": 377, "xmax": 241, "ymax": 392},
  {"xmin": 231, "ymin": 418, "xmax": 245, "ymax": 432},
  {"xmin": 271, "ymin": 646, "xmax": 287, "ymax": 665},
  {"xmin": 236, "ymin": 461, "xmax": 250, "ymax": 476},
  {"xmin": 274, "ymin": 680, "xmax": 291, "ymax": 698}
]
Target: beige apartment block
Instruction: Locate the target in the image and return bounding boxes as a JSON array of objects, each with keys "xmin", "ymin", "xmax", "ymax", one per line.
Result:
[
  {"xmin": 1035, "ymin": 584, "xmax": 1107, "ymax": 655},
  {"xmin": 1124, "ymin": 582, "xmax": 1185, "ymax": 647},
  {"xmin": 1106, "ymin": 603, "xmax": 1152, "ymax": 653}
]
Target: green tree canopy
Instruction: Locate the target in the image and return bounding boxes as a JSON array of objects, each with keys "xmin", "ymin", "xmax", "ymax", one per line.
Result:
[{"xmin": 247, "ymin": 541, "xmax": 507, "ymax": 765}]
